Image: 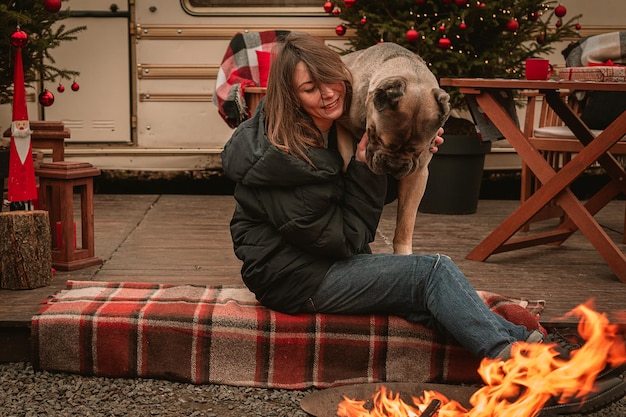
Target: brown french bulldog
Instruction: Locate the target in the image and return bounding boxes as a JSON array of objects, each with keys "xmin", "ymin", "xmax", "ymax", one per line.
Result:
[{"xmin": 338, "ymin": 43, "xmax": 451, "ymax": 254}]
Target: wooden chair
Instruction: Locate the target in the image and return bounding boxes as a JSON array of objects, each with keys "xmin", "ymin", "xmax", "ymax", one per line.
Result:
[{"xmin": 520, "ymin": 91, "xmax": 626, "ymax": 242}]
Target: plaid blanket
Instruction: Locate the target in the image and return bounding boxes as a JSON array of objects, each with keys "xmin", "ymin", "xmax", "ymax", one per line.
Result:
[
  {"xmin": 564, "ymin": 31, "xmax": 626, "ymax": 67},
  {"xmin": 213, "ymin": 30, "xmax": 290, "ymax": 128},
  {"xmin": 31, "ymin": 281, "xmax": 545, "ymax": 389}
]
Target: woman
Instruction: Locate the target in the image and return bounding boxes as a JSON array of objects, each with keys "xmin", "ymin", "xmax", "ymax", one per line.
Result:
[{"xmin": 220, "ymin": 32, "xmax": 540, "ymax": 360}]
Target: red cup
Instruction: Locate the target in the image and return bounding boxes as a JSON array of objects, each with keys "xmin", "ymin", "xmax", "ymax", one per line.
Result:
[{"xmin": 525, "ymin": 58, "xmax": 554, "ymax": 80}]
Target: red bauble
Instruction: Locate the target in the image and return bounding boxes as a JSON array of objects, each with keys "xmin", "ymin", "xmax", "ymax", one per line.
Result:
[
  {"xmin": 438, "ymin": 37, "xmax": 451, "ymax": 49},
  {"xmin": 332, "ymin": 7, "xmax": 341, "ymax": 15},
  {"xmin": 455, "ymin": 0, "xmax": 467, "ymax": 5},
  {"xmin": 360, "ymin": 16, "xmax": 367, "ymax": 25},
  {"xmin": 323, "ymin": 1, "xmax": 333, "ymax": 13},
  {"xmin": 71, "ymin": 81, "xmax": 80, "ymax": 91},
  {"xmin": 44, "ymin": 0, "xmax": 62, "ymax": 12},
  {"xmin": 39, "ymin": 90, "xmax": 55, "ymax": 107},
  {"xmin": 344, "ymin": 0, "xmax": 355, "ymax": 8},
  {"xmin": 536, "ymin": 33, "xmax": 546, "ymax": 44},
  {"xmin": 415, "ymin": 0, "xmax": 425, "ymax": 4},
  {"xmin": 10, "ymin": 30, "xmax": 28, "ymax": 48},
  {"xmin": 506, "ymin": 19, "xmax": 519, "ymax": 32},
  {"xmin": 576, "ymin": 23, "xmax": 582, "ymax": 31},
  {"xmin": 556, "ymin": 20, "xmax": 562, "ymax": 28},
  {"xmin": 439, "ymin": 24, "xmax": 446, "ymax": 32},
  {"xmin": 459, "ymin": 21, "xmax": 467, "ymax": 30},
  {"xmin": 406, "ymin": 28, "xmax": 419, "ymax": 42},
  {"xmin": 555, "ymin": 5, "xmax": 567, "ymax": 18},
  {"xmin": 335, "ymin": 24, "xmax": 347, "ymax": 36},
  {"xmin": 57, "ymin": 83, "xmax": 65, "ymax": 93}
]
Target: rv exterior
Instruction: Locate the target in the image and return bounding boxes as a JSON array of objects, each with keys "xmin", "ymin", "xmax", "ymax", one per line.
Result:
[{"xmin": 0, "ymin": 0, "xmax": 621, "ymax": 175}]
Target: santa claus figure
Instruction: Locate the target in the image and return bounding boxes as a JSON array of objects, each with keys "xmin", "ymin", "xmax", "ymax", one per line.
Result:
[{"xmin": 7, "ymin": 29, "xmax": 38, "ymax": 207}]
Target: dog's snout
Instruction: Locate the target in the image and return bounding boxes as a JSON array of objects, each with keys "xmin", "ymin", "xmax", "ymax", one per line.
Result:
[{"xmin": 369, "ymin": 152, "xmax": 415, "ymax": 178}]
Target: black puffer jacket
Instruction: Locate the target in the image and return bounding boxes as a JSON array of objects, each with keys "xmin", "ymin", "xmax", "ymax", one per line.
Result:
[{"xmin": 221, "ymin": 103, "xmax": 387, "ymax": 314}]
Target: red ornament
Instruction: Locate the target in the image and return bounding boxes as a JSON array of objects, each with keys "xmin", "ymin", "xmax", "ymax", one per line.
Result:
[
  {"xmin": 506, "ymin": 19, "xmax": 519, "ymax": 32},
  {"xmin": 57, "ymin": 83, "xmax": 65, "ymax": 93},
  {"xmin": 344, "ymin": 0, "xmax": 355, "ymax": 8},
  {"xmin": 360, "ymin": 16, "xmax": 367, "ymax": 25},
  {"xmin": 38, "ymin": 90, "xmax": 55, "ymax": 107},
  {"xmin": 555, "ymin": 5, "xmax": 567, "ymax": 18},
  {"xmin": 44, "ymin": 0, "xmax": 62, "ymax": 12},
  {"xmin": 415, "ymin": 0, "xmax": 425, "ymax": 4},
  {"xmin": 459, "ymin": 21, "xmax": 467, "ymax": 30},
  {"xmin": 455, "ymin": 0, "xmax": 467, "ymax": 5},
  {"xmin": 323, "ymin": 1, "xmax": 333, "ymax": 13},
  {"xmin": 556, "ymin": 20, "xmax": 562, "ymax": 28},
  {"xmin": 406, "ymin": 28, "xmax": 419, "ymax": 42},
  {"xmin": 576, "ymin": 23, "xmax": 582, "ymax": 31},
  {"xmin": 438, "ymin": 37, "xmax": 451, "ymax": 49},
  {"xmin": 71, "ymin": 81, "xmax": 80, "ymax": 91},
  {"xmin": 335, "ymin": 24, "xmax": 347, "ymax": 36},
  {"xmin": 439, "ymin": 24, "xmax": 446, "ymax": 32},
  {"xmin": 536, "ymin": 33, "xmax": 546, "ymax": 44},
  {"xmin": 528, "ymin": 11, "xmax": 540, "ymax": 21},
  {"xmin": 332, "ymin": 7, "xmax": 341, "ymax": 15},
  {"xmin": 10, "ymin": 30, "xmax": 28, "ymax": 48}
]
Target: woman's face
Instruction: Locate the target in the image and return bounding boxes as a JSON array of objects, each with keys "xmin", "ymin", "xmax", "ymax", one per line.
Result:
[{"xmin": 293, "ymin": 61, "xmax": 346, "ymax": 133}]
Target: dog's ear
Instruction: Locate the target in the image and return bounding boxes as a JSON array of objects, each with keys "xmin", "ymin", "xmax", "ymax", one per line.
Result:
[
  {"xmin": 433, "ymin": 88, "xmax": 451, "ymax": 125},
  {"xmin": 373, "ymin": 79, "xmax": 406, "ymax": 111}
]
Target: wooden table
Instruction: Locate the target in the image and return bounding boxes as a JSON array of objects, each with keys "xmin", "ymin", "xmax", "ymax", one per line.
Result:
[{"xmin": 439, "ymin": 78, "xmax": 626, "ymax": 283}]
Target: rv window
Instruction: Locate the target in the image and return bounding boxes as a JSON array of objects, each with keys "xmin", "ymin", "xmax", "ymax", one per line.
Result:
[
  {"xmin": 181, "ymin": 0, "xmax": 322, "ymax": 15},
  {"xmin": 186, "ymin": 0, "xmax": 319, "ymax": 6}
]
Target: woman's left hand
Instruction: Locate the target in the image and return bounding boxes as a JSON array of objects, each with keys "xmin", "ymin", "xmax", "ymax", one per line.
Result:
[
  {"xmin": 430, "ymin": 127, "xmax": 444, "ymax": 153},
  {"xmin": 355, "ymin": 132, "xmax": 368, "ymax": 163}
]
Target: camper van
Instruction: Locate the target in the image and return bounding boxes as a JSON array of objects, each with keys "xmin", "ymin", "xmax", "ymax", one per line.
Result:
[{"xmin": 1, "ymin": 0, "xmax": 622, "ymax": 175}]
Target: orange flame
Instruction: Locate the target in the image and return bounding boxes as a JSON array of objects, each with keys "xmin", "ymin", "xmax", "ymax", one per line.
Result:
[{"xmin": 337, "ymin": 303, "xmax": 626, "ymax": 417}]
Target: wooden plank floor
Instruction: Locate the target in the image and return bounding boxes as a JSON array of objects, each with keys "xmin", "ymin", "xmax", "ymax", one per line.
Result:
[{"xmin": 1, "ymin": 194, "xmax": 625, "ymax": 361}]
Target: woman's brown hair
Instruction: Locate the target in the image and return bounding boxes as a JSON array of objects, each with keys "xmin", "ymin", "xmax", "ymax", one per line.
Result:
[{"xmin": 264, "ymin": 32, "xmax": 353, "ymax": 163}]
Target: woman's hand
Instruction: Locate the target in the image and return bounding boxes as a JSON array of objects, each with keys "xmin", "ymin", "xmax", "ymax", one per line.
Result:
[
  {"xmin": 355, "ymin": 132, "xmax": 368, "ymax": 163},
  {"xmin": 430, "ymin": 127, "xmax": 445, "ymax": 153}
]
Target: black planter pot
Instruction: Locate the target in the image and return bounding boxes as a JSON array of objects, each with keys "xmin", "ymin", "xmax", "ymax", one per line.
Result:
[{"xmin": 419, "ymin": 134, "xmax": 491, "ymax": 214}]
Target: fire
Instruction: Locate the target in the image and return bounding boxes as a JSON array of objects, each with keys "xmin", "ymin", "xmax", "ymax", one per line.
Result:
[{"xmin": 338, "ymin": 303, "xmax": 626, "ymax": 417}]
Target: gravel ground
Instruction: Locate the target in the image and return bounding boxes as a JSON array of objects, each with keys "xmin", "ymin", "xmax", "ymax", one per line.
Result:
[{"xmin": 0, "ymin": 363, "xmax": 623, "ymax": 417}]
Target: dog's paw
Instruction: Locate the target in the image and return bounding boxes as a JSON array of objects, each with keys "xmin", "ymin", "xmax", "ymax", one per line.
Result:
[{"xmin": 393, "ymin": 243, "xmax": 413, "ymax": 255}]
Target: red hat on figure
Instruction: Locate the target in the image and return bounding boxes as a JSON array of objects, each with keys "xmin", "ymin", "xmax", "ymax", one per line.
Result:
[{"xmin": 7, "ymin": 28, "xmax": 38, "ymax": 204}]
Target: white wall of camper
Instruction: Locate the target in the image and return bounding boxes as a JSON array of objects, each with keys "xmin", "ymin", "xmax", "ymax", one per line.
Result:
[{"xmin": 0, "ymin": 0, "xmax": 623, "ymax": 171}]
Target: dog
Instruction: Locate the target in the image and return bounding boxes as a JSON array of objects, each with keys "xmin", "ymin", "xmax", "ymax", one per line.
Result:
[{"xmin": 337, "ymin": 43, "xmax": 451, "ymax": 254}]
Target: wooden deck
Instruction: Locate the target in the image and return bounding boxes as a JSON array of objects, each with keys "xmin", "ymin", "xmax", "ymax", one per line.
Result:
[{"xmin": 1, "ymin": 194, "xmax": 625, "ymax": 362}]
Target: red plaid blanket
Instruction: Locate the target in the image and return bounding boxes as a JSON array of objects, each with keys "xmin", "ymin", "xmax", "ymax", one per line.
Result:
[
  {"xmin": 31, "ymin": 281, "xmax": 545, "ymax": 389},
  {"xmin": 213, "ymin": 30, "xmax": 290, "ymax": 128}
]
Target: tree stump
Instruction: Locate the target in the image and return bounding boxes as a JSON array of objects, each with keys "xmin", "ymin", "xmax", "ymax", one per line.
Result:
[{"xmin": 0, "ymin": 210, "xmax": 53, "ymax": 289}]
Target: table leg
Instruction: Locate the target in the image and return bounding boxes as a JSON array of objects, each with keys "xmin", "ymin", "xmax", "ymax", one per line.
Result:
[{"xmin": 464, "ymin": 90, "xmax": 626, "ymax": 283}]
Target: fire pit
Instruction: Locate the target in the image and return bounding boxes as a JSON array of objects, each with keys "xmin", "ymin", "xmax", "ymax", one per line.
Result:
[
  {"xmin": 301, "ymin": 304, "xmax": 626, "ymax": 417},
  {"xmin": 301, "ymin": 382, "xmax": 476, "ymax": 417}
]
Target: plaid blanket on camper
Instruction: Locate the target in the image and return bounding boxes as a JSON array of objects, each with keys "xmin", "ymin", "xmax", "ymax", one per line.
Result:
[
  {"xmin": 564, "ymin": 31, "xmax": 626, "ymax": 67},
  {"xmin": 213, "ymin": 30, "xmax": 290, "ymax": 128},
  {"xmin": 32, "ymin": 281, "xmax": 545, "ymax": 389}
]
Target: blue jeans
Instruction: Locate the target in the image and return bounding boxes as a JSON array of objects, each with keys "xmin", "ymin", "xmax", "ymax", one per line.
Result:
[{"xmin": 299, "ymin": 253, "xmax": 531, "ymax": 359}]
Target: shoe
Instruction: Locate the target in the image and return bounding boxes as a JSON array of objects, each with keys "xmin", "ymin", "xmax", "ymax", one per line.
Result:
[
  {"xmin": 544, "ymin": 328, "xmax": 626, "ymax": 380},
  {"xmin": 497, "ymin": 329, "xmax": 626, "ymax": 381},
  {"xmin": 538, "ymin": 376, "xmax": 626, "ymax": 416}
]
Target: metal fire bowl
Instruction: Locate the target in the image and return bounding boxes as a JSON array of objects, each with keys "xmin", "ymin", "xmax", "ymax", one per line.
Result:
[{"xmin": 300, "ymin": 382, "xmax": 478, "ymax": 417}]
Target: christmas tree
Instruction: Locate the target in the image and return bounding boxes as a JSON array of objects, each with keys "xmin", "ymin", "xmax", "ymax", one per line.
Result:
[
  {"xmin": 0, "ymin": 0, "xmax": 85, "ymax": 105},
  {"xmin": 330, "ymin": 0, "xmax": 581, "ymax": 109}
]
